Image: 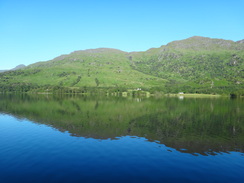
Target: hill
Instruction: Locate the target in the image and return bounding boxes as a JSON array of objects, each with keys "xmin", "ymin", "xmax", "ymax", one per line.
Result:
[
  {"xmin": 0, "ymin": 36, "xmax": 244, "ymax": 95},
  {"xmin": 130, "ymin": 36, "xmax": 244, "ymax": 94},
  {"xmin": 0, "ymin": 64, "xmax": 26, "ymax": 73}
]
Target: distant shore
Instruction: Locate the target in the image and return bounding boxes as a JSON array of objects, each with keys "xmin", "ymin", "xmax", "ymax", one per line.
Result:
[{"xmin": 166, "ymin": 93, "xmax": 222, "ymax": 98}]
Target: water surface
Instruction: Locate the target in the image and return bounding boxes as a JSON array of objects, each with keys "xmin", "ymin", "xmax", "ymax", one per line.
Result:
[{"xmin": 0, "ymin": 94, "xmax": 243, "ymax": 182}]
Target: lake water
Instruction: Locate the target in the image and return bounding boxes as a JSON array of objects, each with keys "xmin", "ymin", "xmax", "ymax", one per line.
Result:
[{"xmin": 0, "ymin": 94, "xmax": 243, "ymax": 182}]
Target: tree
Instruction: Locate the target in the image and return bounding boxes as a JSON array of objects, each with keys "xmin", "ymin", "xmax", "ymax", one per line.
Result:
[{"xmin": 95, "ymin": 78, "xmax": 100, "ymax": 87}]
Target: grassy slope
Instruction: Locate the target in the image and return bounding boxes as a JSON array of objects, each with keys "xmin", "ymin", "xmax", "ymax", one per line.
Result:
[
  {"xmin": 130, "ymin": 36, "xmax": 244, "ymax": 93},
  {"xmin": 1, "ymin": 48, "xmax": 166, "ymax": 89},
  {"xmin": 0, "ymin": 36, "xmax": 244, "ymax": 94}
]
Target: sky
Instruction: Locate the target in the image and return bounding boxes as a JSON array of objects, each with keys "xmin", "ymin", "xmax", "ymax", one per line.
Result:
[{"xmin": 0, "ymin": 0, "xmax": 244, "ymax": 70}]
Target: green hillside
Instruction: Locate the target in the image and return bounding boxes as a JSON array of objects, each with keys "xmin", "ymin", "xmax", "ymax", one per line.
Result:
[
  {"xmin": 0, "ymin": 36, "xmax": 244, "ymax": 95},
  {"xmin": 0, "ymin": 48, "xmax": 165, "ymax": 93},
  {"xmin": 130, "ymin": 36, "xmax": 244, "ymax": 95}
]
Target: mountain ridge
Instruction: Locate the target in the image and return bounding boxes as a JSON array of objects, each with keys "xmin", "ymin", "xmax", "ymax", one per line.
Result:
[
  {"xmin": 0, "ymin": 36, "xmax": 244, "ymax": 95},
  {"xmin": 0, "ymin": 64, "xmax": 26, "ymax": 73},
  {"xmin": 28, "ymin": 36, "xmax": 244, "ymax": 66}
]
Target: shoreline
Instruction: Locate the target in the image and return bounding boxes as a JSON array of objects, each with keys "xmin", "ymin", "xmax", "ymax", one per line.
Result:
[{"xmin": 166, "ymin": 93, "xmax": 222, "ymax": 98}]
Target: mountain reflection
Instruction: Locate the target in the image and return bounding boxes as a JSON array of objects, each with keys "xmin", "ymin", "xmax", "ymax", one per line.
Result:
[{"xmin": 0, "ymin": 94, "xmax": 243, "ymax": 155}]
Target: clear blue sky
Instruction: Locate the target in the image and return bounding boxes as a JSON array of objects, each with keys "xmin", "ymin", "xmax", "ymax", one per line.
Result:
[{"xmin": 1, "ymin": 0, "xmax": 243, "ymax": 70}]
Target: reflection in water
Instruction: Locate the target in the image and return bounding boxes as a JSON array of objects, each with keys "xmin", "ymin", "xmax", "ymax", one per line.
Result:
[
  {"xmin": 0, "ymin": 94, "xmax": 243, "ymax": 155},
  {"xmin": 178, "ymin": 95, "xmax": 184, "ymax": 100}
]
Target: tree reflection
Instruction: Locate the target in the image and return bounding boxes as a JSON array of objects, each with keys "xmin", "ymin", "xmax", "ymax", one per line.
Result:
[{"xmin": 0, "ymin": 94, "xmax": 243, "ymax": 155}]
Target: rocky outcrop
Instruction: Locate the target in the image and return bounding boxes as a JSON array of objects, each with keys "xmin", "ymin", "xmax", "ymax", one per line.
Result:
[{"xmin": 237, "ymin": 39, "xmax": 244, "ymax": 44}]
